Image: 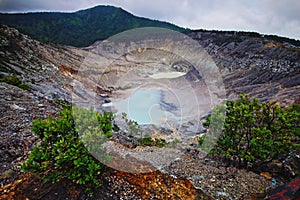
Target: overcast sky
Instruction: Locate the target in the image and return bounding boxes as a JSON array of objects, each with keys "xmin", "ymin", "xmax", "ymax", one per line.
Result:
[{"xmin": 0, "ymin": 0, "xmax": 299, "ymax": 40}]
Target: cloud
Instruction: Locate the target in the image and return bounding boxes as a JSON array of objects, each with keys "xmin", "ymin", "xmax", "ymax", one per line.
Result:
[
  {"xmin": 0, "ymin": 0, "xmax": 92, "ymax": 12},
  {"xmin": 0, "ymin": 0, "xmax": 299, "ymax": 40}
]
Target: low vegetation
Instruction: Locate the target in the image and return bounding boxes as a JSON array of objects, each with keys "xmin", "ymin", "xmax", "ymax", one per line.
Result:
[
  {"xmin": 121, "ymin": 112, "xmax": 168, "ymax": 148},
  {"xmin": 21, "ymin": 104, "xmax": 118, "ymax": 191},
  {"xmin": 138, "ymin": 135, "xmax": 168, "ymax": 147},
  {"xmin": 201, "ymin": 94, "xmax": 300, "ymax": 167},
  {"xmin": 191, "ymin": 29, "xmax": 300, "ymax": 47},
  {"xmin": 0, "ymin": 75, "xmax": 31, "ymax": 91},
  {"xmin": 22, "ymin": 103, "xmax": 168, "ymax": 191},
  {"xmin": 22, "ymin": 94, "xmax": 299, "ymax": 191}
]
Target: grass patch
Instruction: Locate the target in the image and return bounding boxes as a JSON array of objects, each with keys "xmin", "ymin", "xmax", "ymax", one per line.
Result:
[{"xmin": 0, "ymin": 75, "xmax": 31, "ymax": 91}]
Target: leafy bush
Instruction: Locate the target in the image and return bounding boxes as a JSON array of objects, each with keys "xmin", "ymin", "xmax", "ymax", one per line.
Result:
[
  {"xmin": 121, "ymin": 112, "xmax": 167, "ymax": 148},
  {"xmin": 198, "ymin": 136, "xmax": 206, "ymax": 146},
  {"xmin": 21, "ymin": 105, "xmax": 118, "ymax": 190},
  {"xmin": 121, "ymin": 112, "xmax": 142, "ymax": 138},
  {"xmin": 199, "ymin": 105, "xmax": 226, "ymax": 152},
  {"xmin": 154, "ymin": 138, "xmax": 168, "ymax": 148},
  {"xmin": 205, "ymin": 94, "xmax": 300, "ymax": 166},
  {"xmin": 138, "ymin": 135, "xmax": 167, "ymax": 147}
]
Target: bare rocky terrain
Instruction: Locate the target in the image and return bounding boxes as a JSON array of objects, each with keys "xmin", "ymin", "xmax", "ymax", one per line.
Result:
[
  {"xmin": 0, "ymin": 24, "xmax": 299, "ymax": 199},
  {"xmin": 189, "ymin": 31, "xmax": 300, "ymax": 104}
]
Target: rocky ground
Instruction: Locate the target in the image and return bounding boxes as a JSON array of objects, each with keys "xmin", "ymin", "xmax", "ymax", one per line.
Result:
[
  {"xmin": 188, "ymin": 31, "xmax": 300, "ymax": 104},
  {"xmin": 164, "ymin": 152, "xmax": 273, "ymax": 199},
  {"xmin": 0, "ymin": 83, "xmax": 61, "ymax": 187},
  {"xmin": 0, "ymin": 83, "xmax": 297, "ymax": 199},
  {"xmin": 0, "ymin": 83, "xmax": 298, "ymax": 199}
]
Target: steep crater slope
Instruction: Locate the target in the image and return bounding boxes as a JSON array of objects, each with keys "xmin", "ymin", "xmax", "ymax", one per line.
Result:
[
  {"xmin": 1, "ymin": 24, "xmax": 300, "ymax": 167},
  {"xmin": 188, "ymin": 31, "xmax": 300, "ymax": 104},
  {"xmin": 0, "ymin": 24, "xmax": 85, "ymax": 100},
  {"xmin": 67, "ymin": 33, "xmax": 224, "ymax": 177},
  {"xmin": 0, "ymin": 24, "xmax": 86, "ymax": 186},
  {"xmin": 80, "ymin": 30, "xmax": 300, "ymax": 106}
]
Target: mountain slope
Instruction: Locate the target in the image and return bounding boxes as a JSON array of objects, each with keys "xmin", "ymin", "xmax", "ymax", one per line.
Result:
[
  {"xmin": 187, "ymin": 31, "xmax": 300, "ymax": 104},
  {"xmin": 0, "ymin": 5, "xmax": 185, "ymax": 47}
]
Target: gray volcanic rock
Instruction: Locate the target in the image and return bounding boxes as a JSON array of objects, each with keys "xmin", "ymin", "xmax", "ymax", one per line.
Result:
[
  {"xmin": 0, "ymin": 25, "xmax": 86, "ymax": 186},
  {"xmin": 1, "ymin": 24, "xmax": 299, "ymax": 106},
  {"xmin": 0, "ymin": 83, "xmax": 61, "ymax": 186},
  {"xmin": 188, "ymin": 31, "xmax": 300, "ymax": 104},
  {"xmin": 0, "ymin": 24, "xmax": 84, "ymax": 101}
]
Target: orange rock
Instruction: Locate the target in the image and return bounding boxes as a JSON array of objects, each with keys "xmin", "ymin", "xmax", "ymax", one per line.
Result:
[{"xmin": 260, "ymin": 172, "xmax": 272, "ymax": 180}]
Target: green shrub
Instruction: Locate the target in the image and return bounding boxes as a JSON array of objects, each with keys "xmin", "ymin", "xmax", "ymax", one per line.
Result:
[
  {"xmin": 21, "ymin": 105, "xmax": 118, "ymax": 190},
  {"xmin": 0, "ymin": 75, "xmax": 21, "ymax": 85},
  {"xmin": 137, "ymin": 135, "xmax": 167, "ymax": 147},
  {"xmin": 138, "ymin": 134, "xmax": 154, "ymax": 146},
  {"xmin": 0, "ymin": 75, "xmax": 31, "ymax": 91},
  {"xmin": 205, "ymin": 94, "xmax": 300, "ymax": 166},
  {"xmin": 121, "ymin": 112, "xmax": 167, "ymax": 148},
  {"xmin": 121, "ymin": 112, "xmax": 142, "ymax": 137},
  {"xmin": 18, "ymin": 83, "xmax": 31, "ymax": 91},
  {"xmin": 154, "ymin": 138, "xmax": 168, "ymax": 148},
  {"xmin": 198, "ymin": 136, "xmax": 206, "ymax": 146},
  {"xmin": 199, "ymin": 105, "xmax": 226, "ymax": 152}
]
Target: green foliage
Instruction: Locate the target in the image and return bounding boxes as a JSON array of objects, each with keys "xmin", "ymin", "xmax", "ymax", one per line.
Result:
[
  {"xmin": 206, "ymin": 94, "xmax": 300, "ymax": 166},
  {"xmin": 200, "ymin": 105, "xmax": 226, "ymax": 152},
  {"xmin": 18, "ymin": 83, "xmax": 31, "ymax": 91},
  {"xmin": 54, "ymin": 99, "xmax": 71, "ymax": 108},
  {"xmin": 154, "ymin": 138, "xmax": 168, "ymax": 148},
  {"xmin": 198, "ymin": 136, "xmax": 206, "ymax": 146},
  {"xmin": 21, "ymin": 106, "xmax": 119, "ymax": 190},
  {"xmin": 121, "ymin": 112, "xmax": 167, "ymax": 148},
  {"xmin": 137, "ymin": 135, "xmax": 167, "ymax": 147},
  {"xmin": 0, "ymin": 75, "xmax": 31, "ymax": 91},
  {"xmin": 191, "ymin": 29, "xmax": 300, "ymax": 47},
  {"xmin": 138, "ymin": 134, "xmax": 153, "ymax": 146},
  {"xmin": 0, "ymin": 6, "xmax": 185, "ymax": 47},
  {"xmin": 121, "ymin": 112, "xmax": 142, "ymax": 137}
]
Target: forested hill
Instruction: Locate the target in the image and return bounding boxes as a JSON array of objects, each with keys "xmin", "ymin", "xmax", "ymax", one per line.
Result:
[{"xmin": 0, "ymin": 5, "xmax": 185, "ymax": 47}]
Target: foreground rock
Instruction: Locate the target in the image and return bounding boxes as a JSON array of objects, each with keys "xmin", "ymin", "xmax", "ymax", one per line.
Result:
[
  {"xmin": 0, "ymin": 83, "xmax": 61, "ymax": 186},
  {"xmin": 266, "ymin": 176, "xmax": 300, "ymax": 199},
  {"xmin": 0, "ymin": 168, "xmax": 211, "ymax": 200},
  {"xmin": 164, "ymin": 153, "xmax": 273, "ymax": 199}
]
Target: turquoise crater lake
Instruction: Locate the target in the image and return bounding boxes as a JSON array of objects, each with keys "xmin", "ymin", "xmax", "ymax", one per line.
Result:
[{"xmin": 102, "ymin": 89, "xmax": 179, "ymax": 125}]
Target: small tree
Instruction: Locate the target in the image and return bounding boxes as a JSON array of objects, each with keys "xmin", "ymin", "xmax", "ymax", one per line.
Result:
[
  {"xmin": 21, "ymin": 104, "xmax": 118, "ymax": 191},
  {"xmin": 205, "ymin": 94, "xmax": 299, "ymax": 166},
  {"xmin": 121, "ymin": 112, "xmax": 167, "ymax": 148}
]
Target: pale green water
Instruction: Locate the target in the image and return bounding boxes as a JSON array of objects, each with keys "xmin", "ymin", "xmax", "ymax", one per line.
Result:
[
  {"xmin": 103, "ymin": 90, "xmax": 178, "ymax": 125},
  {"xmin": 149, "ymin": 72, "xmax": 186, "ymax": 79}
]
